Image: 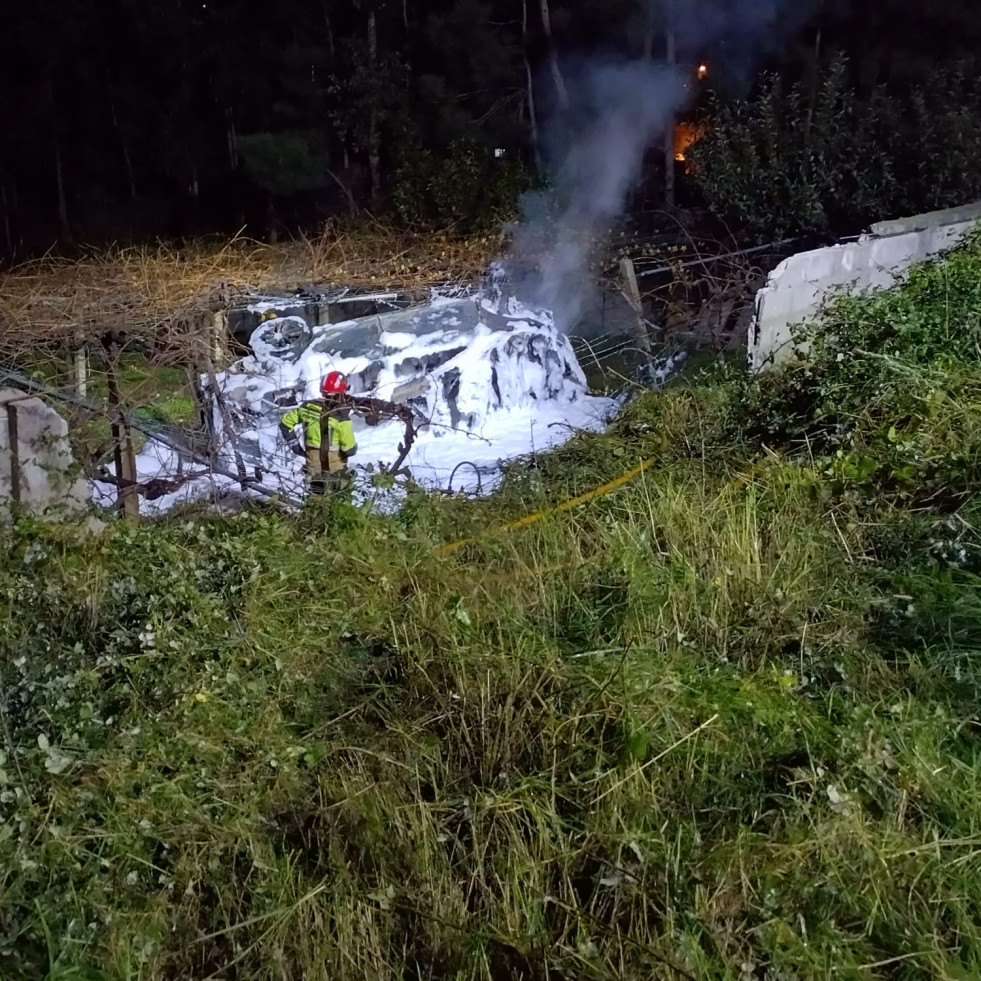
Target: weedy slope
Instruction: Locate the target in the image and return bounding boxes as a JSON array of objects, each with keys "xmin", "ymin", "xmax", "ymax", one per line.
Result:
[{"xmin": 3, "ymin": 233, "xmax": 981, "ymax": 980}]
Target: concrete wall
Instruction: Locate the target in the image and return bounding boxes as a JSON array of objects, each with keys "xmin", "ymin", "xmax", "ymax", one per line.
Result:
[
  {"xmin": 749, "ymin": 202, "xmax": 981, "ymax": 370},
  {"xmin": 0, "ymin": 389, "xmax": 90, "ymax": 521}
]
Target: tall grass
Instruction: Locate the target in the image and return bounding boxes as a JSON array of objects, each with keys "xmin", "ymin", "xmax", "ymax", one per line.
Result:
[
  {"xmin": 2, "ymin": 236, "xmax": 981, "ymax": 978},
  {"xmin": 2, "ymin": 454, "xmax": 977, "ymax": 979}
]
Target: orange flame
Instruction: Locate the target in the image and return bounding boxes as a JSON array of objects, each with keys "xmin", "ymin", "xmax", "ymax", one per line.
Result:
[{"xmin": 673, "ymin": 122, "xmax": 709, "ymax": 171}]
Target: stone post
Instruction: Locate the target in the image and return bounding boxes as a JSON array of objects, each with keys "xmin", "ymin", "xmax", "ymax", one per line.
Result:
[{"xmin": 0, "ymin": 388, "xmax": 91, "ymax": 522}]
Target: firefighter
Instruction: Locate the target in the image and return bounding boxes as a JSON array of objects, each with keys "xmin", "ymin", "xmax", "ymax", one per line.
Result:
[{"xmin": 279, "ymin": 371, "xmax": 358, "ymax": 495}]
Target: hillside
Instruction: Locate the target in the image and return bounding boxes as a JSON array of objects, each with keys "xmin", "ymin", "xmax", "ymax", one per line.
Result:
[{"xmin": 2, "ymin": 233, "xmax": 981, "ymax": 979}]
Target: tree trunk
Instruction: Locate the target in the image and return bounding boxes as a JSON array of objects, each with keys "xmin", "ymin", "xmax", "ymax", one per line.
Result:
[
  {"xmin": 805, "ymin": 28, "xmax": 823, "ymax": 138},
  {"xmin": 266, "ymin": 191, "xmax": 278, "ymax": 244},
  {"xmin": 46, "ymin": 72, "xmax": 71, "ymax": 240},
  {"xmin": 539, "ymin": 0, "xmax": 568, "ymax": 109},
  {"xmin": 187, "ymin": 160, "xmax": 200, "ymax": 237},
  {"xmin": 110, "ymin": 102, "xmax": 138, "ymax": 200},
  {"xmin": 53, "ymin": 131, "xmax": 70, "ymax": 240},
  {"xmin": 522, "ymin": 0, "xmax": 542, "ymax": 173},
  {"xmin": 323, "ymin": 4, "xmax": 336, "ymax": 61},
  {"xmin": 1, "ymin": 182, "xmax": 13, "ymax": 259},
  {"xmin": 120, "ymin": 138, "xmax": 137, "ymax": 202},
  {"xmin": 663, "ymin": 3, "xmax": 677, "ymax": 209},
  {"xmin": 106, "ymin": 72, "xmax": 138, "ymax": 201},
  {"xmin": 368, "ymin": 125, "xmax": 381, "ymax": 209},
  {"xmin": 327, "ymin": 167, "xmax": 360, "ymax": 216},
  {"xmin": 642, "ymin": 0, "xmax": 655, "ymax": 60},
  {"xmin": 366, "ymin": 4, "xmax": 382, "ymax": 207},
  {"xmin": 225, "ymin": 106, "xmax": 238, "ymax": 171}
]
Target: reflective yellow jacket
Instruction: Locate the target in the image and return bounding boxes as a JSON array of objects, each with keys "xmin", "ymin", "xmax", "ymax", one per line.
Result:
[{"xmin": 279, "ymin": 401, "xmax": 357, "ymax": 452}]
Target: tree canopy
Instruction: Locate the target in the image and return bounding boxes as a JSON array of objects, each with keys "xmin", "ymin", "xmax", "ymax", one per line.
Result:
[{"xmin": 0, "ymin": 0, "xmax": 978, "ymax": 256}]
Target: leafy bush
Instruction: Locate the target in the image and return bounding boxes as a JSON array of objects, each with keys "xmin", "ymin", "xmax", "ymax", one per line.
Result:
[
  {"xmin": 690, "ymin": 58, "xmax": 981, "ymax": 239},
  {"xmin": 238, "ymin": 131, "xmax": 331, "ymax": 197},
  {"xmin": 740, "ymin": 229, "xmax": 981, "ymax": 508},
  {"xmin": 390, "ymin": 139, "xmax": 531, "ymax": 230}
]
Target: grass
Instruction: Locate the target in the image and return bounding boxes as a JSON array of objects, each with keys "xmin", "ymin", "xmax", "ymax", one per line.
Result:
[
  {"xmin": 20, "ymin": 354, "xmax": 200, "ymax": 465},
  {"xmin": 2, "ymin": 237, "xmax": 981, "ymax": 979}
]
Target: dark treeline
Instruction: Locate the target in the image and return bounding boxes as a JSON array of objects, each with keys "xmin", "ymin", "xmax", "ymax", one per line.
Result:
[{"xmin": 1, "ymin": 0, "xmax": 979, "ymax": 258}]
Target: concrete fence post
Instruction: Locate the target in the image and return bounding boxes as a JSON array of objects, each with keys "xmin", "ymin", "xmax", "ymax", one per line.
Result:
[
  {"xmin": 72, "ymin": 336, "xmax": 89, "ymax": 398},
  {"xmin": 0, "ymin": 388, "xmax": 91, "ymax": 522}
]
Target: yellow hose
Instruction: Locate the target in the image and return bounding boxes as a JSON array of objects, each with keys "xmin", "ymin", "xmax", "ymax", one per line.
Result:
[
  {"xmin": 435, "ymin": 457, "xmax": 657, "ymax": 556},
  {"xmin": 434, "ymin": 443, "xmax": 778, "ymax": 558}
]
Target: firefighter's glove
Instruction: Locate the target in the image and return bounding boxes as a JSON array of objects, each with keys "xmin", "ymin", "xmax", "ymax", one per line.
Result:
[
  {"xmin": 282, "ymin": 432, "xmax": 303, "ymax": 456},
  {"xmin": 279, "ymin": 423, "xmax": 302, "ymax": 455}
]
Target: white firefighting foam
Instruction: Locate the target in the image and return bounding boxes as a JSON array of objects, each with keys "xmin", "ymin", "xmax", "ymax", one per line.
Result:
[{"xmin": 92, "ymin": 295, "xmax": 616, "ymax": 514}]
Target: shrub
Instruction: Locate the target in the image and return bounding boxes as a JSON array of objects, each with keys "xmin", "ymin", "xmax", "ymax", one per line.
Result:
[
  {"xmin": 689, "ymin": 57, "xmax": 981, "ymax": 240},
  {"xmin": 390, "ymin": 139, "xmax": 532, "ymax": 230},
  {"xmin": 742, "ymin": 228, "xmax": 981, "ymax": 508}
]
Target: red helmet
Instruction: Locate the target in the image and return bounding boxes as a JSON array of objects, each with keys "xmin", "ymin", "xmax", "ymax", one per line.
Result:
[{"xmin": 321, "ymin": 371, "xmax": 349, "ymax": 394}]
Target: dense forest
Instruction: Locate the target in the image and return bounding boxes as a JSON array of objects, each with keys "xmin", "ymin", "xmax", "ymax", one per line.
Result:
[{"xmin": 2, "ymin": 0, "xmax": 981, "ymax": 256}]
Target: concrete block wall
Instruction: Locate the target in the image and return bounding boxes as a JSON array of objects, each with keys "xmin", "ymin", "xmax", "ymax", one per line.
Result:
[
  {"xmin": 749, "ymin": 202, "xmax": 981, "ymax": 370},
  {"xmin": 0, "ymin": 388, "xmax": 90, "ymax": 521}
]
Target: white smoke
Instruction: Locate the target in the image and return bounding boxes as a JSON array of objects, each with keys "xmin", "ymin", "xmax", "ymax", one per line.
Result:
[
  {"xmin": 511, "ymin": 60, "xmax": 686, "ymax": 331},
  {"xmin": 502, "ymin": 0, "xmax": 817, "ymax": 332}
]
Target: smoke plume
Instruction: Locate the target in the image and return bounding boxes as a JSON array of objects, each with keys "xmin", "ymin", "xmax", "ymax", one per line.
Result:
[
  {"xmin": 504, "ymin": 0, "xmax": 814, "ymax": 333},
  {"xmin": 510, "ymin": 60, "xmax": 686, "ymax": 331}
]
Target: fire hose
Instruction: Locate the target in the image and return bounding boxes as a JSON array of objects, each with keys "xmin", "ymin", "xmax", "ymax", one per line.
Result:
[{"xmin": 446, "ymin": 461, "xmax": 483, "ymax": 496}]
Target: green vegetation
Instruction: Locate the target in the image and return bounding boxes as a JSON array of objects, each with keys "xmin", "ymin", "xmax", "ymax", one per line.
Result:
[
  {"xmin": 391, "ymin": 141, "xmax": 532, "ymax": 232},
  {"xmin": 3, "ymin": 235, "xmax": 981, "ymax": 979},
  {"xmin": 22, "ymin": 357, "xmax": 199, "ymax": 464},
  {"xmin": 690, "ymin": 58, "xmax": 981, "ymax": 239},
  {"xmin": 25, "ymin": 358, "xmax": 197, "ymax": 428}
]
